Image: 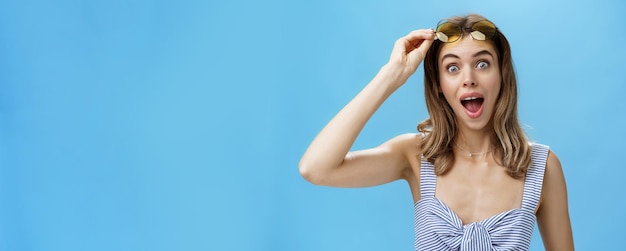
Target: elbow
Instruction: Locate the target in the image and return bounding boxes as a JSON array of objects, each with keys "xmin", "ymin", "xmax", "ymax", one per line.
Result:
[{"xmin": 298, "ymin": 160, "xmax": 328, "ymax": 185}]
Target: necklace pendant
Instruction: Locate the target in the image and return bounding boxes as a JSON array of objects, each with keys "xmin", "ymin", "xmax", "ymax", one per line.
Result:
[{"xmin": 469, "ymin": 153, "xmax": 473, "ymax": 157}]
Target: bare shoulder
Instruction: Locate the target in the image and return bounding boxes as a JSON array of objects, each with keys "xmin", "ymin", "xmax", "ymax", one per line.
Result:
[
  {"xmin": 383, "ymin": 133, "xmax": 422, "ymax": 160},
  {"xmin": 544, "ymin": 150, "xmax": 564, "ymax": 185},
  {"xmin": 537, "ymin": 148, "xmax": 574, "ymax": 250},
  {"xmin": 384, "ymin": 133, "xmax": 423, "ymax": 180},
  {"xmin": 385, "ymin": 133, "xmax": 422, "ymax": 149},
  {"xmin": 539, "ymin": 149, "xmax": 566, "ymax": 206}
]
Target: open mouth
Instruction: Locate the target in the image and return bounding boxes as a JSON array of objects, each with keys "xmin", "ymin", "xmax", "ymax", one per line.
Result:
[{"xmin": 461, "ymin": 97, "xmax": 484, "ymax": 115}]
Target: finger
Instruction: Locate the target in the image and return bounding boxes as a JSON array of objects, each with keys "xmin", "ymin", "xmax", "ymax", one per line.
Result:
[
  {"xmin": 394, "ymin": 29, "xmax": 433, "ymax": 48},
  {"xmin": 403, "ymin": 29, "xmax": 435, "ymax": 46},
  {"xmin": 389, "ymin": 29, "xmax": 435, "ymax": 66},
  {"xmin": 407, "ymin": 37, "xmax": 434, "ymax": 63},
  {"xmin": 392, "ymin": 29, "xmax": 434, "ymax": 56},
  {"xmin": 414, "ymin": 37, "xmax": 434, "ymax": 55}
]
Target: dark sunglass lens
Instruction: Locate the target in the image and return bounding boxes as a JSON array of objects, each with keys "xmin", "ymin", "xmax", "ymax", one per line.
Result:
[
  {"xmin": 471, "ymin": 20, "xmax": 497, "ymax": 40},
  {"xmin": 436, "ymin": 22, "xmax": 462, "ymax": 43}
]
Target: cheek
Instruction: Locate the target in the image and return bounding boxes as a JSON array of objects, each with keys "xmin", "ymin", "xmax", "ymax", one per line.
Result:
[
  {"xmin": 484, "ymin": 76, "xmax": 501, "ymax": 107},
  {"xmin": 489, "ymin": 76, "xmax": 502, "ymax": 96},
  {"xmin": 488, "ymin": 66, "xmax": 502, "ymax": 92},
  {"xmin": 476, "ymin": 71, "xmax": 501, "ymax": 93},
  {"xmin": 438, "ymin": 80, "xmax": 457, "ymax": 106}
]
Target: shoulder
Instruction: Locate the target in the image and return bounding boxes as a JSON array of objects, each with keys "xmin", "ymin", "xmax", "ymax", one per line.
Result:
[
  {"xmin": 544, "ymin": 149, "xmax": 564, "ymax": 184},
  {"xmin": 389, "ymin": 132, "xmax": 423, "ymax": 143},
  {"xmin": 383, "ymin": 133, "xmax": 422, "ymax": 154},
  {"xmin": 530, "ymin": 143, "xmax": 559, "ymax": 172},
  {"xmin": 530, "ymin": 142, "xmax": 549, "ymax": 152},
  {"xmin": 546, "ymin": 149, "xmax": 561, "ymax": 168},
  {"xmin": 538, "ymin": 147, "xmax": 568, "ymax": 208},
  {"xmin": 384, "ymin": 133, "xmax": 423, "ymax": 180},
  {"xmin": 535, "ymin": 147, "xmax": 574, "ymax": 249}
]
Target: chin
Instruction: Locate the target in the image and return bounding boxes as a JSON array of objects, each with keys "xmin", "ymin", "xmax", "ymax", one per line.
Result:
[{"xmin": 458, "ymin": 114, "xmax": 495, "ymax": 132}]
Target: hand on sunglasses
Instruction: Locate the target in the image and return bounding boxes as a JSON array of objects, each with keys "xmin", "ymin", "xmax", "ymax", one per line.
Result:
[{"xmin": 387, "ymin": 29, "xmax": 435, "ymax": 80}]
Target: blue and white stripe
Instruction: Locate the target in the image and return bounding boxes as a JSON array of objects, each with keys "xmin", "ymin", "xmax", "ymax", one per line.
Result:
[{"xmin": 414, "ymin": 144, "xmax": 549, "ymax": 251}]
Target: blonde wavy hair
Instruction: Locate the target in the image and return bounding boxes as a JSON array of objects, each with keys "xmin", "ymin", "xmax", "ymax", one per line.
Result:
[{"xmin": 417, "ymin": 14, "xmax": 532, "ymax": 178}]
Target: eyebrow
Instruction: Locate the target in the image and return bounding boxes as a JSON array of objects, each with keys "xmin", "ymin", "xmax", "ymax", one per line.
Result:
[
  {"xmin": 472, "ymin": 50, "xmax": 494, "ymax": 58},
  {"xmin": 441, "ymin": 50, "xmax": 495, "ymax": 62}
]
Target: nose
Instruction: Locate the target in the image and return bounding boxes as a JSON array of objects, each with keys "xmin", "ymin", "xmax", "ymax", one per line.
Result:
[
  {"xmin": 462, "ymin": 70, "xmax": 477, "ymax": 87},
  {"xmin": 464, "ymin": 81, "xmax": 477, "ymax": 87}
]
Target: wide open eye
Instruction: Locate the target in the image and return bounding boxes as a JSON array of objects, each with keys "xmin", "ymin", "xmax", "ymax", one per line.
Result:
[
  {"xmin": 447, "ymin": 65, "xmax": 459, "ymax": 73},
  {"xmin": 476, "ymin": 61, "xmax": 489, "ymax": 69}
]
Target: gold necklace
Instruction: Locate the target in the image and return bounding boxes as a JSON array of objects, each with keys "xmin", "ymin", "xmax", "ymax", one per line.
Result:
[{"xmin": 454, "ymin": 142, "xmax": 493, "ymax": 157}]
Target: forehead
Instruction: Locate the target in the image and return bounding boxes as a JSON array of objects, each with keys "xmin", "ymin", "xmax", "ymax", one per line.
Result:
[{"xmin": 438, "ymin": 35, "xmax": 498, "ymax": 62}]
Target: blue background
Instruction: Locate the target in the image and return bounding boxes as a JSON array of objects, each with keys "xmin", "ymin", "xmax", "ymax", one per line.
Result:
[{"xmin": 1, "ymin": 0, "xmax": 624, "ymax": 250}]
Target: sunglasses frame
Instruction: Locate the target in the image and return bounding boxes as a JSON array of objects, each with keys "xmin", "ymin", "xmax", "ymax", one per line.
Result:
[{"xmin": 434, "ymin": 20, "xmax": 498, "ymax": 43}]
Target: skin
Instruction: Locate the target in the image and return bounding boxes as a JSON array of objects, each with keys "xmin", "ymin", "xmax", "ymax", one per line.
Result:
[{"xmin": 299, "ymin": 29, "xmax": 574, "ymax": 250}]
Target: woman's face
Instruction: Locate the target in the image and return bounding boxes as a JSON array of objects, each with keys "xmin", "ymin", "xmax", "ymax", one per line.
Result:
[{"xmin": 438, "ymin": 35, "xmax": 501, "ymax": 132}]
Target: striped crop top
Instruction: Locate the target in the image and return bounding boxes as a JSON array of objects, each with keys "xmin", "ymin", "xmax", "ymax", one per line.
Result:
[{"xmin": 413, "ymin": 144, "xmax": 549, "ymax": 250}]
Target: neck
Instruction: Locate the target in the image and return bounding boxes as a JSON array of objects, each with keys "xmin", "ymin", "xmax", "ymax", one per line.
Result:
[{"xmin": 454, "ymin": 128, "xmax": 496, "ymax": 156}]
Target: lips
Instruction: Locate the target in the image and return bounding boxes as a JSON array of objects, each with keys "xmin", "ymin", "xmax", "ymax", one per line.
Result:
[{"xmin": 460, "ymin": 93, "xmax": 484, "ymax": 118}]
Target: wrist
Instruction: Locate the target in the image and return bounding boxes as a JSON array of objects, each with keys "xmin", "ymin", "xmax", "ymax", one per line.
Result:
[{"xmin": 379, "ymin": 63, "xmax": 410, "ymax": 87}]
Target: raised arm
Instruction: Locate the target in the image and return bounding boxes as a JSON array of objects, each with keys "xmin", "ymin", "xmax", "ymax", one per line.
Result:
[
  {"xmin": 537, "ymin": 151, "xmax": 575, "ymax": 250},
  {"xmin": 298, "ymin": 29, "xmax": 434, "ymax": 188}
]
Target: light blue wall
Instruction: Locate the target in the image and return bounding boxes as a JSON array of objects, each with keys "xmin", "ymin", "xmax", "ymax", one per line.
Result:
[{"xmin": 1, "ymin": 0, "xmax": 624, "ymax": 250}]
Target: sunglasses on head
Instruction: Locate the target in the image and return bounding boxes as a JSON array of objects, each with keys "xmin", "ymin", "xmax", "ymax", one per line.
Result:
[{"xmin": 434, "ymin": 20, "xmax": 497, "ymax": 43}]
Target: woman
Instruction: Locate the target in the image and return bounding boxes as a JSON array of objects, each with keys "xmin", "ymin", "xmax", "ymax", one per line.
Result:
[{"xmin": 299, "ymin": 14, "xmax": 574, "ymax": 250}]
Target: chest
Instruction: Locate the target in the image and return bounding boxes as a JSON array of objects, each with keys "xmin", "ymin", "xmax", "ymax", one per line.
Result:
[{"xmin": 434, "ymin": 163, "xmax": 525, "ymax": 225}]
